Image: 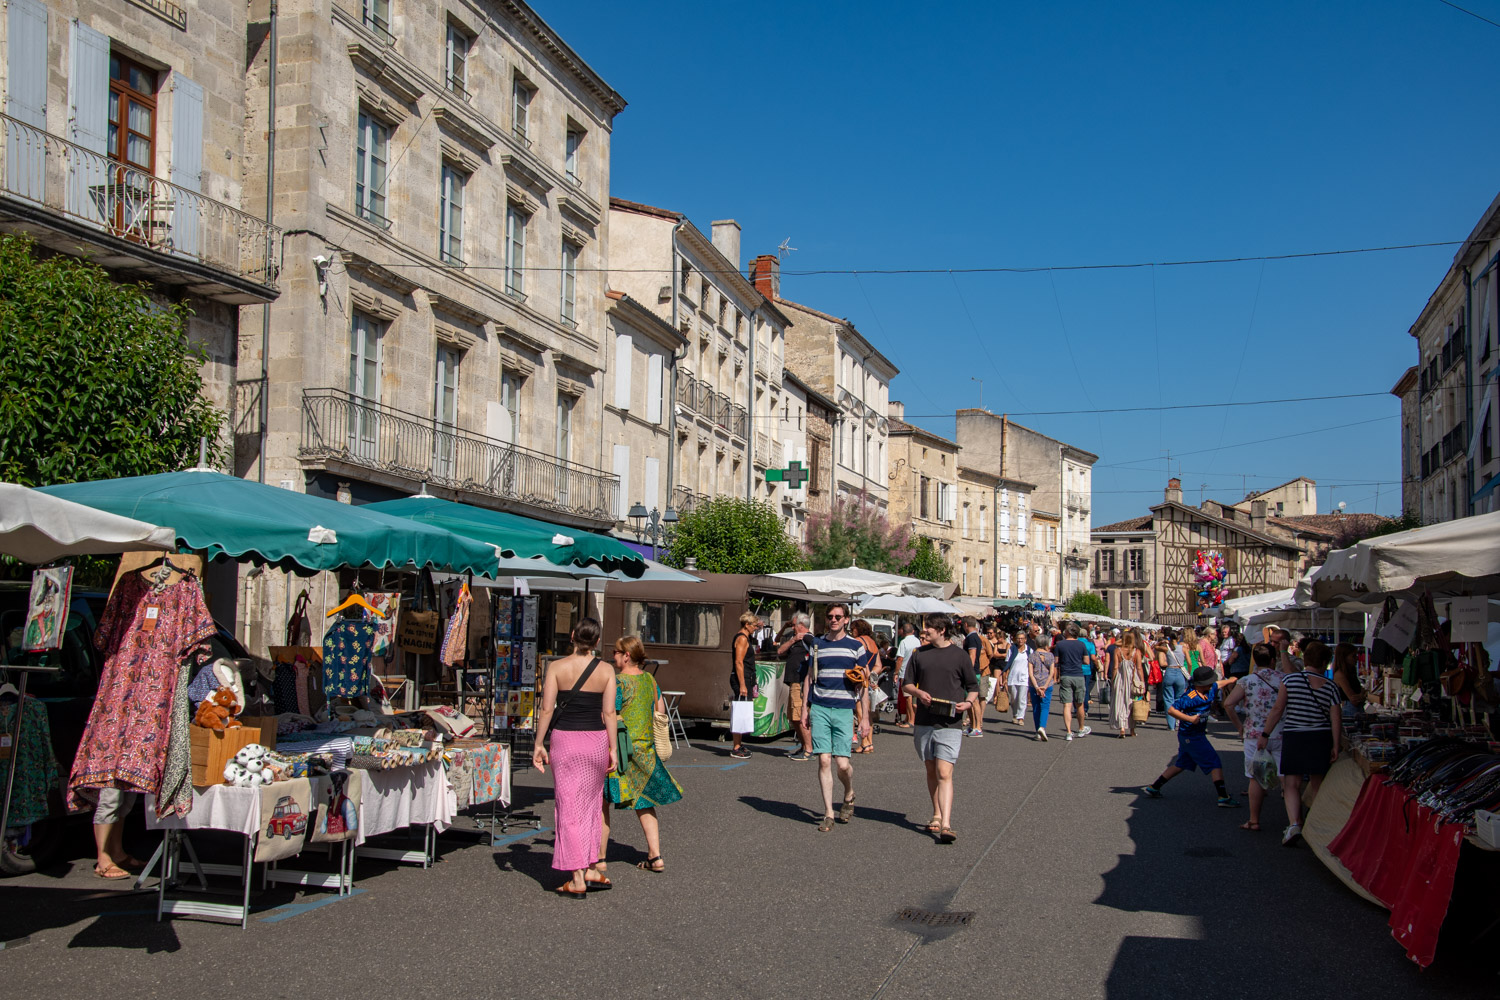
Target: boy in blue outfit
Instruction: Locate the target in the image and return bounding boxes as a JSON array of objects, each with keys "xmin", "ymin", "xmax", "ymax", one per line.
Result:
[{"xmin": 1141, "ymin": 667, "xmax": 1240, "ymax": 807}]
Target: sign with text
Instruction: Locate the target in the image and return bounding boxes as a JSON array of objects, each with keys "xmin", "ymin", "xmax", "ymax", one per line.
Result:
[
  {"xmin": 1377, "ymin": 599, "xmax": 1419, "ymax": 652},
  {"xmin": 1450, "ymin": 597, "xmax": 1488, "ymax": 643}
]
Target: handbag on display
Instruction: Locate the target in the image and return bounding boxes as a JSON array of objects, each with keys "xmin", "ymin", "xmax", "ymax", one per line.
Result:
[
  {"xmin": 287, "ymin": 590, "xmax": 311, "ymax": 646},
  {"xmin": 397, "ymin": 570, "xmax": 440, "ymax": 655},
  {"xmin": 440, "ymin": 582, "xmax": 472, "ymax": 666}
]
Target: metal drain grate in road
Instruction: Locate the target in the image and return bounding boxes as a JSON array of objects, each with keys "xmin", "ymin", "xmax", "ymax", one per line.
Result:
[{"xmin": 897, "ymin": 907, "xmax": 975, "ymax": 928}]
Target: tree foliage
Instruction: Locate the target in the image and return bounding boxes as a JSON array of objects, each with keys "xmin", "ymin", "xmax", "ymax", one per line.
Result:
[
  {"xmin": 664, "ymin": 496, "xmax": 805, "ymax": 575},
  {"xmin": 803, "ymin": 490, "xmax": 915, "ymax": 573},
  {"xmin": 1064, "ymin": 591, "xmax": 1111, "ymax": 616},
  {"xmin": 899, "ymin": 535, "xmax": 952, "ymax": 583},
  {"xmin": 0, "ymin": 234, "xmax": 225, "ymax": 487}
]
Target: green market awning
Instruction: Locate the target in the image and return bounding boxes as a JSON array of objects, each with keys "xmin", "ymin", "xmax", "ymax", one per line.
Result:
[
  {"xmin": 365, "ymin": 496, "xmax": 646, "ymax": 578},
  {"xmin": 992, "ymin": 598, "xmax": 1031, "ymax": 608},
  {"xmin": 39, "ymin": 471, "xmax": 500, "ymax": 575}
]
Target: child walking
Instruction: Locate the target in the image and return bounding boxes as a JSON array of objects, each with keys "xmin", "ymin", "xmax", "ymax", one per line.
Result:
[{"xmin": 1141, "ymin": 667, "xmax": 1240, "ymax": 807}]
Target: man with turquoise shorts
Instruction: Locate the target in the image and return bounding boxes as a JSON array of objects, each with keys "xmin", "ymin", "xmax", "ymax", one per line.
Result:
[{"xmin": 798, "ymin": 603, "xmax": 874, "ymax": 832}]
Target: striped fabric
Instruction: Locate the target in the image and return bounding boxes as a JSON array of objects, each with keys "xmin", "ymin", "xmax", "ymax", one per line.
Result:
[
  {"xmin": 1281, "ymin": 671, "xmax": 1340, "ymax": 732},
  {"xmin": 808, "ymin": 636, "xmax": 873, "ymax": 709}
]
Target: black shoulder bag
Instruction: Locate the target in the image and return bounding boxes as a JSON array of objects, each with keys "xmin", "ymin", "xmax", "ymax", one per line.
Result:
[{"xmin": 544, "ymin": 656, "xmax": 601, "ymax": 749}]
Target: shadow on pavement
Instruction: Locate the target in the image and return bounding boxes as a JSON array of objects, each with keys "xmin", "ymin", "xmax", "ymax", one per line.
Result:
[
  {"xmin": 1096, "ymin": 742, "xmax": 1500, "ymax": 997},
  {"xmin": 737, "ymin": 794, "xmax": 925, "ymax": 835}
]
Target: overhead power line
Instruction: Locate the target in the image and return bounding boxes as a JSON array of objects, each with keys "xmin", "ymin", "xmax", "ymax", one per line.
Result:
[{"xmin": 1434, "ymin": 0, "xmax": 1500, "ymax": 30}]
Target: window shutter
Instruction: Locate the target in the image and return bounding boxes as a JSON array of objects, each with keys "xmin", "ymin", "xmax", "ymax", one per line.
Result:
[
  {"xmin": 999, "ymin": 564, "xmax": 1010, "ymax": 597},
  {"xmin": 5, "ymin": 0, "xmax": 48, "ymax": 200},
  {"xmin": 645, "ymin": 350, "xmax": 663, "ymax": 424},
  {"xmin": 170, "ymin": 74, "xmax": 204, "ymax": 258},
  {"xmin": 1017, "ymin": 566, "xmax": 1027, "ymax": 593},
  {"xmin": 643, "ymin": 456, "xmax": 660, "ymax": 511},
  {"xmin": 68, "ymin": 20, "xmax": 110, "ymax": 154},
  {"xmin": 1000, "ymin": 509, "xmax": 1011, "ymax": 542},
  {"xmin": 612, "ymin": 444, "xmax": 630, "ymax": 520},
  {"xmin": 6, "ymin": 0, "xmax": 48, "ymax": 128},
  {"xmin": 1017, "ymin": 510, "xmax": 1027, "ymax": 545},
  {"xmin": 613, "ymin": 333, "xmax": 633, "ymax": 409}
]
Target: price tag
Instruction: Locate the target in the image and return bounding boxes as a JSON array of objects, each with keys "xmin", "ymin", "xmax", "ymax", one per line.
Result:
[
  {"xmin": 1377, "ymin": 599, "xmax": 1418, "ymax": 652},
  {"xmin": 0, "ymin": 734, "xmax": 11, "ymax": 761},
  {"xmin": 141, "ymin": 604, "xmax": 161, "ymax": 633},
  {"xmin": 1450, "ymin": 597, "xmax": 1488, "ymax": 643}
]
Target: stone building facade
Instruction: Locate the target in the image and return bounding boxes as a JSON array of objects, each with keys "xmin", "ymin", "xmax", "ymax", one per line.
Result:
[
  {"xmin": 887, "ymin": 412, "xmax": 958, "ymax": 574},
  {"xmin": 955, "ymin": 410, "xmax": 1096, "ymax": 600},
  {"xmin": 952, "ymin": 466, "xmax": 1039, "ymax": 601},
  {"xmin": 231, "ymin": 0, "xmax": 624, "ymax": 651},
  {"xmin": 607, "ymin": 202, "xmax": 789, "ymax": 512},
  {"xmin": 601, "ymin": 289, "xmax": 684, "ymax": 526},
  {"xmin": 1395, "ymin": 189, "xmax": 1500, "ymax": 522},
  {"xmin": 1027, "ymin": 506, "xmax": 1063, "ymax": 604},
  {"xmin": 778, "ymin": 368, "xmax": 838, "ymax": 542},
  {"xmin": 754, "ymin": 254, "xmax": 897, "ymax": 511},
  {"xmin": 1231, "ymin": 477, "xmax": 1317, "ymax": 519},
  {"xmin": 0, "ymin": 0, "xmax": 280, "ymax": 440}
]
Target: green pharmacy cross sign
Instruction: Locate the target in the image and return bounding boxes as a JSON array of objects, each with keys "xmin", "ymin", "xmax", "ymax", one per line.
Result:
[{"xmin": 766, "ymin": 460, "xmax": 808, "ymax": 489}]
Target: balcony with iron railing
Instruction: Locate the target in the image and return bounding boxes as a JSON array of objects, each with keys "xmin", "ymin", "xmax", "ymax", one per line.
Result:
[
  {"xmin": 301, "ymin": 388, "xmax": 619, "ymax": 525},
  {"xmin": 1065, "ymin": 490, "xmax": 1091, "ymax": 512},
  {"xmin": 671, "ymin": 485, "xmax": 711, "ymax": 515},
  {"xmin": 0, "ymin": 114, "xmax": 280, "ymax": 303},
  {"xmin": 754, "ymin": 431, "xmax": 774, "ymax": 467},
  {"xmin": 675, "ymin": 368, "xmax": 748, "ymax": 440}
]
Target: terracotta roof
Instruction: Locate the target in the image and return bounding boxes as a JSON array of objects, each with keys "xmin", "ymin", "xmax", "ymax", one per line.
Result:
[
  {"xmin": 1093, "ymin": 515, "xmax": 1152, "ymax": 533},
  {"xmin": 609, "ymin": 197, "xmax": 682, "ymax": 222},
  {"xmin": 1276, "ymin": 512, "xmax": 1392, "ymax": 539}
]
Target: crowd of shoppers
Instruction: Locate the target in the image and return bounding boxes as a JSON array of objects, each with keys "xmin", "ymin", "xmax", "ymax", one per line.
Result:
[{"xmin": 532, "ymin": 606, "xmax": 1359, "ymax": 894}]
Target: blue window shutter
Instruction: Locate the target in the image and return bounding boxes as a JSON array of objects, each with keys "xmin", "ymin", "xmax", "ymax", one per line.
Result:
[
  {"xmin": 68, "ymin": 20, "xmax": 110, "ymax": 155},
  {"xmin": 5, "ymin": 0, "xmax": 49, "ymax": 201},
  {"xmin": 5, "ymin": 0, "xmax": 48, "ymax": 127},
  {"xmin": 170, "ymin": 74, "xmax": 204, "ymax": 257}
]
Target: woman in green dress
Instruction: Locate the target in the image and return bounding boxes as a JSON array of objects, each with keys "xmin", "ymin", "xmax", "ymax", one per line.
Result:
[{"xmin": 599, "ymin": 635, "xmax": 682, "ymax": 874}]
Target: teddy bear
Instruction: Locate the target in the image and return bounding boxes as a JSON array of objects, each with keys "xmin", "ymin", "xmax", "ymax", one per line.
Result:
[{"xmin": 193, "ymin": 686, "xmax": 243, "ymax": 730}]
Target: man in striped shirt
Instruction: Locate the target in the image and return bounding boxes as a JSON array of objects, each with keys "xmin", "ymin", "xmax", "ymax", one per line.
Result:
[{"xmin": 798, "ymin": 603, "xmax": 875, "ymax": 832}]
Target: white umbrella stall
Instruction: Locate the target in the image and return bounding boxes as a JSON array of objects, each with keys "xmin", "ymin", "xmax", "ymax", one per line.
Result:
[{"xmin": 0, "ymin": 483, "xmax": 177, "ymax": 847}]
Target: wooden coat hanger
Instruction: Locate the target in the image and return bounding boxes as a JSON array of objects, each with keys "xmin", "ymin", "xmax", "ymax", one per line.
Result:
[{"xmin": 326, "ymin": 593, "xmax": 386, "ymax": 619}]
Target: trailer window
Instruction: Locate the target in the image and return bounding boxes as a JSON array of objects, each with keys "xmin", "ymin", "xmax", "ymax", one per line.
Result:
[{"xmin": 623, "ymin": 601, "xmax": 722, "ymax": 647}]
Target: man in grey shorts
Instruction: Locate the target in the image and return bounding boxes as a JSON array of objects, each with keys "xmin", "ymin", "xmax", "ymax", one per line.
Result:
[
  {"xmin": 902, "ymin": 614, "xmax": 979, "ymax": 844},
  {"xmin": 1052, "ymin": 623, "xmax": 1093, "ymax": 742}
]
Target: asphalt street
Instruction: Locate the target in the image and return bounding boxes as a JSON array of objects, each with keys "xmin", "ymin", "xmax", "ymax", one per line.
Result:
[{"xmin": 1, "ymin": 707, "xmax": 1496, "ymax": 1000}]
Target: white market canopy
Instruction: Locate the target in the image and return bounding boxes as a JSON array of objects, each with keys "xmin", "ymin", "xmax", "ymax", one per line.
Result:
[
  {"xmin": 856, "ymin": 594, "xmax": 960, "ymax": 616},
  {"xmin": 1295, "ymin": 510, "xmax": 1500, "ymax": 608},
  {"xmin": 0, "ymin": 481, "xmax": 175, "ymax": 564},
  {"xmin": 766, "ymin": 564, "xmax": 946, "ymax": 600},
  {"xmin": 1057, "ymin": 611, "xmax": 1159, "ymax": 631}
]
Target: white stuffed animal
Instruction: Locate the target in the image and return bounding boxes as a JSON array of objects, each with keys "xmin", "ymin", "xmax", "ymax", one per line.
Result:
[
  {"xmin": 234, "ymin": 744, "xmax": 270, "ymax": 771},
  {"xmin": 223, "ymin": 761, "xmax": 251, "ymax": 786}
]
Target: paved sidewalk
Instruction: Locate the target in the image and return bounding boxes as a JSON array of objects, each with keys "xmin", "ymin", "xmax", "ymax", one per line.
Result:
[{"xmin": 0, "ymin": 712, "xmax": 1494, "ymax": 999}]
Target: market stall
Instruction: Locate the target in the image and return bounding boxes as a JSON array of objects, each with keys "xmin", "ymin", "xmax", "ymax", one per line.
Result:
[{"xmin": 1290, "ymin": 513, "xmax": 1500, "ymax": 967}]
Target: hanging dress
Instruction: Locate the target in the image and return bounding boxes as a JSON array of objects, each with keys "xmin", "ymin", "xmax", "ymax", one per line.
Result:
[{"xmin": 67, "ymin": 574, "xmax": 215, "ymax": 811}]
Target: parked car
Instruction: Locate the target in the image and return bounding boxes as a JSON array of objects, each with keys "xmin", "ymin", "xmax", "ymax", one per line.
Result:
[{"xmin": 0, "ymin": 581, "xmax": 247, "ymax": 875}]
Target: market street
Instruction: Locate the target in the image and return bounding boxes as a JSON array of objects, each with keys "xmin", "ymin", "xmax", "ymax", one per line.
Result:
[{"xmin": 1, "ymin": 713, "xmax": 1493, "ymax": 1000}]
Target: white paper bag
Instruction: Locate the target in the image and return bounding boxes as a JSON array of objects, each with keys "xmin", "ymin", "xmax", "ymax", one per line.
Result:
[
  {"xmin": 868, "ymin": 686, "xmax": 889, "ymax": 711},
  {"xmin": 729, "ymin": 698, "xmax": 754, "ymax": 734}
]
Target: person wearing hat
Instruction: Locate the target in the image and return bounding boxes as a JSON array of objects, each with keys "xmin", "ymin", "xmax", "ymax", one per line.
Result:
[{"xmin": 1140, "ymin": 666, "xmax": 1240, "ymax": 807}]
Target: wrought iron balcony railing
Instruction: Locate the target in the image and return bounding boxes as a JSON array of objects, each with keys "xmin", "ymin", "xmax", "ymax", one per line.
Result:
[
  {"xmin": 0, "ymin": 113, "xmax": 279, "ymax": 292},
  {"xmin": 301, "ymin": 388, "xmax": 619, "ymax": 523},
  {"xmin": 675, "ymin": 368, "xmax": 748, "ymax": 440}
]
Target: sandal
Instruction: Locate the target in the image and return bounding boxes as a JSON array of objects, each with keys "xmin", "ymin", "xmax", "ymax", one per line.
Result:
[
  {"xmin": 838, "ymin": 796, "xmax": 856, "ymax": 823},
  {"xmin": 553, "ymin": 883, "xmax": 587, "ymax": 899},
  {"xmin": 1239, "ymin": 821, "xmax": 1261, "ymax": 832},
  {"xmin": 926, "ymin": 817, "xmax": 942, "ymax": 833},
  {"xmin": 938, "ymin": 828, "xmax": 957, "ymax": 844},
  {"xmin": 93, "ymin": 864, "xmax": 130, "ymax": 880},
  {"xmin": 817, "ymin": 816, "xmax": 835, "ymax": 832},
  {"xmin": 119, "ymin": 855, "xmax": 148, "ymax": 871},
  {"xmin": 583, "ymin": 871, "xmax": 612, "ymax": 890},
  {"xmin": 636, "ymin": 856, "xmax": 666, "ymax": 873}
]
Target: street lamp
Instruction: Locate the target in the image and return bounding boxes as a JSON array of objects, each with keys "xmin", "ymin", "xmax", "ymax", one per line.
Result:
[{"xmin": 628, "ymin": 503, "xmax": 678, "ymax": 560}]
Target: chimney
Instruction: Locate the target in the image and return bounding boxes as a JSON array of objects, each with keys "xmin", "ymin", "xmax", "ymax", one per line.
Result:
[
  {"xmin": 1250, "ymin": 499, "xmax": 1267, "ymax": 532},
  {"xmin": 1165, "ymin": 478, "xmax": 1182, "ymax": 504},
  {"xmin": 889, "ymin": 400, "xmax": 905, "ymax": 421},
  {"xmin": 711, "ymin": 220, "xmax": 741, "ymax": 271},
  {"xmin": 751, "ymin": 253, "xmax": 780, "ymax": 300}
]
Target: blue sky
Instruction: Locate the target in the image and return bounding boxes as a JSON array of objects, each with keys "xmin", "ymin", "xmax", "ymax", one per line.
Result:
[{"xmin": 539, "ymin": 0, "xmax": 1500, "ymax": 525}]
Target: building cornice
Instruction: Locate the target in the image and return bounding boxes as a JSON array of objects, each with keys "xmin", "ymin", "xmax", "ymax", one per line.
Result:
[{"xmin": 606, "ymin": 289, "xmax": 687, "ymax": 350}]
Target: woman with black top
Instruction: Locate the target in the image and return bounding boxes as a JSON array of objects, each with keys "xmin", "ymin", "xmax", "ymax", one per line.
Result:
[
  {"xmin": 533, "ymin": 618, "xmax": 617, "ymax": 898},
  {"xmin": 1258, "ymin": 639, "xmax": 1342, "ymax": 847},
  {"xmin": 1330, "ymin": 641, "xmax": 1369, "ymax": 724}
]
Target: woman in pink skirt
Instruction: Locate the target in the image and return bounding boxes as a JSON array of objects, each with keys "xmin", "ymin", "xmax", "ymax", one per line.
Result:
[{"xmin": 533, "ymin": 618, "xmax": 617, "ymax": 898}]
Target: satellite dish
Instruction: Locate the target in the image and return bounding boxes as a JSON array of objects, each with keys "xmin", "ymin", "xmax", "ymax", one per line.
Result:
[{"xmin": 1337, "ymin": 501, "xmax": 1346, "ymax": 512}]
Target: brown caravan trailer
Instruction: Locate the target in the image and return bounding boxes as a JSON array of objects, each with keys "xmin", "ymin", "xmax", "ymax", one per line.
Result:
[{"xmin": 602, "ymin": 572, "xmax": 819, "ymax": 736}]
